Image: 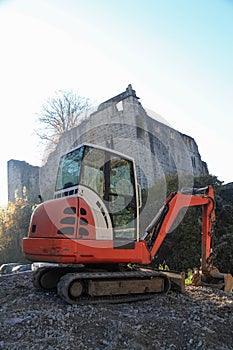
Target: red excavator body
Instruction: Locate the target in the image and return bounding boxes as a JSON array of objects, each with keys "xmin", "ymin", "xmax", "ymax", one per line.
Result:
[
  {"xmin": 23, "ymin": 185, "xmax": 215, "ymax": 268},
  {"xmin": 23, "ymin": 196, "xmax": 151, "ymax": 265},
  {"xmin": 22, "ymin": 143, "xmax": 229, "ymax": 304}
]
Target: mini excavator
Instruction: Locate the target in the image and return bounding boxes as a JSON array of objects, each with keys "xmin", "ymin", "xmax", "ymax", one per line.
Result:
[{"xmin": 22, "ymin": 143, "xmax": 232, "ymax": 304}]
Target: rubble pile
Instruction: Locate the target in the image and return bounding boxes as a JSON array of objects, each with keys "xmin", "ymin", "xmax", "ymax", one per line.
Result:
[{"xmin": 0, "ymin": 271, "xmax": 232, "ymax": 350}]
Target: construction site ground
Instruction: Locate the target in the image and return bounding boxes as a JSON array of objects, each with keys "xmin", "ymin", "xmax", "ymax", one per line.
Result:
[{"xmin": 0, "ymin": 271, "xmax": 232, "ymax": 350}]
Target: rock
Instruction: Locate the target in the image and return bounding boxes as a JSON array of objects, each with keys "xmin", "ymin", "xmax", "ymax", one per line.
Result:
[{"xmin": 0, "ymin": 273, "xmax": 233, "ymax": 349}]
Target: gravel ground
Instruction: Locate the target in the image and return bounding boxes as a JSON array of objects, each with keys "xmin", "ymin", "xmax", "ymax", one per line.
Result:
[{"xmin": 0, "ymin": 271, "xmax": 233, "ymax": 350}]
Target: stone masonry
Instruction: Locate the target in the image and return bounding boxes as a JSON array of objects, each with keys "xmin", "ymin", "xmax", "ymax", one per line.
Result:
[
  {"xmin": 7, "ymin": 160, "xmax": 39, "ymax": 203},
  {"xmin": 8, "ymin": 85, "xmax": 208, "ymax": 204}
]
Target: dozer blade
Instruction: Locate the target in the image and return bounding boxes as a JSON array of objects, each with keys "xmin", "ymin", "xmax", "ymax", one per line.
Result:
[
  {"xmin": 158, "ymin": 270, "xmax": 186, "ymax": 293},
  {"xmin": 137, "ymin": 267, "xmax": 186, "ymax": 293}
]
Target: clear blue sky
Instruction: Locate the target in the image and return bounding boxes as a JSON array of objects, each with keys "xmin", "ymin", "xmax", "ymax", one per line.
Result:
[{"xmin": 0, "ymin": 0, "xmax": 233, "ymax": 205}]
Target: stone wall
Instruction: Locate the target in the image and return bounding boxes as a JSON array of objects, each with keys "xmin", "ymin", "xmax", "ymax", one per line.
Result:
[
  {"xmin": 39, "ymin": 85, "xmax": 208, "ymax": 201},
  {"xmin": 7, "ymin": 160, "xmax": 40, "ymax": 203},
  {"xmin": 8, "ymin": 85, "xmax": 208, "ymax": 204}
]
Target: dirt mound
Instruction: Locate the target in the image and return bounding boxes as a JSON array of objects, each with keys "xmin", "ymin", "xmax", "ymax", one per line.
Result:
[{"xmin": 0, "ymin": 271, "xmax": 232, "ymax": 350}]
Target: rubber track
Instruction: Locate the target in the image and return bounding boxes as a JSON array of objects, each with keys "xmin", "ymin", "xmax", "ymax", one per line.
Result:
[{"xmin": 57, "ymin": 270, "xmax": 170, "ymax": 305}]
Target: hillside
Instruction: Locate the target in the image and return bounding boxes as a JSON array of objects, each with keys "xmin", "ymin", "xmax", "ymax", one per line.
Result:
[{"xmin": 0, "ymin": 271, "xmax": 232, "ymax": 350}]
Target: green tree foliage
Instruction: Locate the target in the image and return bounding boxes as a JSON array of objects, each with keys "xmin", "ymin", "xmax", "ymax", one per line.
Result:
[
  {"xmin": 0, "ymin": 195, "xmax": 34, "ymax": 264},
  {"xmin": 213, "ymin": 192, "xmax": 233, "ymax": 274},
  {"xmin": 192, "ymin": 176, "xmax": 233, "ymax": 273}
]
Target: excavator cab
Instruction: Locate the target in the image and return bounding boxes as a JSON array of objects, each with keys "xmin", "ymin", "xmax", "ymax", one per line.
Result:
[
  {"xmin": 23, "ymin": 144, "xmax": 151, "ymax": 265},
  {"xmin": 54, "ymin": 144, "xmax": 139, "ymax": 242}
]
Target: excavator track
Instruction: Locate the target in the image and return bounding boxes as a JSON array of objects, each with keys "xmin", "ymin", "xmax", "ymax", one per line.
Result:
[
  {"xmin": 57, "ymin": 270, "xmax": 171, "ymax": 305},
  {"xmin": 33, "ymin": 266, "xmax": 72, "ymax": 290}
]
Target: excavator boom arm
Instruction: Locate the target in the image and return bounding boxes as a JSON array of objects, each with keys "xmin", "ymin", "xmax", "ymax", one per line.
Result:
[{"xmin": 144, "ymin": 186, "xmax": 216, "ymax": 270}]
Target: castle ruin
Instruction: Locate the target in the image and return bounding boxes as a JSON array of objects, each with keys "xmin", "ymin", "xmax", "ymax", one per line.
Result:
[
  {"xmin": 7, "ymin": 160, "xmax": 40, "ymax": 203},
  {"xmin": 8, "ymin": 85, "xmax": 208, "ymax": 204}
]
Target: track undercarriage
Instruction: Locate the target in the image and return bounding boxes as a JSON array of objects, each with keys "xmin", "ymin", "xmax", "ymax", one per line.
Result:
[{"xmin": 33, "ymin": 265, "xmax": 184, "ymax": 304}]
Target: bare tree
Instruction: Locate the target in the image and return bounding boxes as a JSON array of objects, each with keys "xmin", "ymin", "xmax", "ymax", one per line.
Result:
[{"xmin": 36, "ymin": 90, "xmax": 91, "ymax": 144}]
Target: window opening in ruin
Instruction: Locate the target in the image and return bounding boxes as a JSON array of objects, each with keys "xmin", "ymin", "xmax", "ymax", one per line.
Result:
[
  {"xmin": 136, "ymin": 126, "xmax": 145, "ymax": 139},
  {"xmin": 191, "ymin": 156, "xmax": 196, "ymax": 168},
  {"xmin": 155, "ymin": 125, "xmax": 160, "ymax": 133},
  {"xmin": 185, "ymin": 137, "xmax": 192, "ymax": 147},
  {"xmin": 116, "ymin": 101, "xmax": 123, "ymax": 111}
]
